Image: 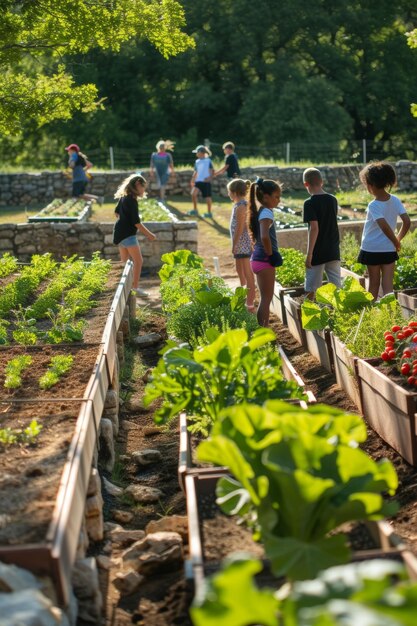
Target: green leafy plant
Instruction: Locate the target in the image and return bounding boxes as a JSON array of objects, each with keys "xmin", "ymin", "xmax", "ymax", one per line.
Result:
[
  {"xmin": 160, "ymin": 267, "xmax": 230, "ymax": 315},
  {"xmin": 340, "ymin": 233, "xmax": 365, "ymax": 275},
  {"xmin": 0, "ymin": 319, "xmax": 9, "ymax": 345},
  {"xmin": 197, "ymin": 401, "xmax": 398, "ymax": 580},
  {"xmin": 0, "ymin": 252, "xmax": 18, "ymax": 278},
  {"xmin": 144, "ymin": 328, "xmax": 303, "ymax": 435},
  {"xmin": 275, "ymin": 247, "xmax": 306, "ymax": 287},
  {"xmin": 11, "ymin": 306, "xmax": 38, "ymax": 345},
  {"xmin": 43, "ymin": 306, "xmax": 86, "ymax": 343},
  {"xmin": 4, "ymin": 354, "xmax": 33, "ymax": 388},
  {"xmin": 0, "ymin": 253, "xmax": 56, "ymax": 317},
  {"xmin": 0, "ymin": 419, "xmax": 42, "ymax": 447},
  {"xmin": 159, "ymin": 249, "xmax": 204, "ymax": 283},
  {"xmin": 39, "ymin": 354, "xmax": 74, "ymax": 389}
]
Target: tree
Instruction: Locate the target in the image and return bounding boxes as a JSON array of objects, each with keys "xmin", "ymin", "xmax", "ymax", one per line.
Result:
[
  {"xmin": 407, "ymin": 27, "xmax": 417, "ymax": 118},
  {"xmin": 0, "ymin": 0, "xmax": 194, "ymax": 134}
]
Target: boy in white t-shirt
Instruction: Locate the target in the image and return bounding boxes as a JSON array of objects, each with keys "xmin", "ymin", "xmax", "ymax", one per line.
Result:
[
  {"xmin": 189, "ymin": 145, "xmax": 215, "ymax": 218},
  {"xmin": 358, "ymin": 161, "xmax": 410, "ymax": 299}
]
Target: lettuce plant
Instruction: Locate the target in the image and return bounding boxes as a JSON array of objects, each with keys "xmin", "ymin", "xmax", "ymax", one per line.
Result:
[
  {"xmin": 39, "ymin": 354, "xmax": 74, "ymax": 389},
  {"xmin": 159, "ymin": 249, "xmax": 204, "ymax": 283},
  {"xmin": 197, "ymin": 401, "xmax": 398, "ymax": 580},
  {"xmin": 275, "ymin": 247, "xmax": 306, "ymax": 287},
  {"xmin": 4, "ymin": 354, "xmax": 33, "ymax": 388}
]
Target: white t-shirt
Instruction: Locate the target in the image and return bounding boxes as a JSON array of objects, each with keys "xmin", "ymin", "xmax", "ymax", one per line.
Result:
[
  {"xmin": 194, "ymin": 157, "xmax": 213, "ymax": 182},
  {"xmin": 361, "ymin": 194, "xmax": 406, "ymax": 252}
]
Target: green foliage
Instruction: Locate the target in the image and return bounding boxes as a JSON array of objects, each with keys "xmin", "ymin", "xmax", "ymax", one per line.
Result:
[
  {"xmin": 0, "ymin": 419, "xmax": 42, "ymax": 446},
  {"xmin": 159, "ymin": 249, "xmax": 204, "ymax": 283},
  {"xmin": 0, "ymin": 0, "xmax": 194, "ymax": 133},
  {"xmin": 39, "ymin": 355, "xmax": 74, "ymax": 389},
  {"xmin": 340, "ymin": 233, "xmax": 365, "ymax": 276},
  {"xmin": 160, "ymin": 267, "xmax": 230, "ymax": 315},
  {"xmin": 192, "ymin": 557, "xmax": 417, "ymax": 626},
  {"xmin": 275, "ymin": 248, "xmax": 305, "ymax": 287},
  {"xmin": 0, "ymin": 254, "xmax": 56, "ymax": 317},
  {"xmin": 197, "ymin": 401, "xmax": 398, "ymax": 580},
  {"xmin": 4, "ymin": 355, "xmax": 33, "ymax": 389},
  {"xmin": 0, "ymin": 253, "xmax": 18, "ymax": 278},
  {"xmin": 144, "ymin": 328, "xmax": 303, "ymax": 435},
  {"xmin": 394, "ymin": 255, "xmax": 417, "ymax": 290}
]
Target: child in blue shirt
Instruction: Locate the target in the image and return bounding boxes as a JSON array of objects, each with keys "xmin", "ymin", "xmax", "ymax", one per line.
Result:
[{"xmin": 189, "ymin": 145, "xmax": 215, "ymax": 218}]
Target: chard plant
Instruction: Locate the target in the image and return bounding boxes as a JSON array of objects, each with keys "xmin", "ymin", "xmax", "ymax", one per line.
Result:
[
  {"xmin": 39, "ymin": 354, "xmax": 74, "ymax": 389},
  {"xmin": 191, "ymin": 556, "xmax": 417, "ymax": 626},
  {"xmin": 144, "ymin": 328, "xmax": 303, "ymax": 436},
  {"xmin": 0, "ymin": 419, "xmax": 42, "ymax": 446},
  {"xmin": 197, "ymin": 401, "xmax": 398, "ymax": 580},
  {"xmin": 4, "ymin": 354, "xmax": 33, "ymax": 389}
]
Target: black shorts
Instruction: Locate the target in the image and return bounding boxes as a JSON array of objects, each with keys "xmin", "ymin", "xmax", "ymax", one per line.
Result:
[
  {"xmin": 234, "ymin": 253, "xmax": 251, "ymax": 259},
  {"xmin": 72, "ymin": 180, "xmax": 87, "ymax": 197},
  {"xmin": 195, "ymin": 181, "xmax": 212, "ymax": 198},
  {"xmin": 357, "ymin": 250, "xmax": 398, "ymax": 265}
]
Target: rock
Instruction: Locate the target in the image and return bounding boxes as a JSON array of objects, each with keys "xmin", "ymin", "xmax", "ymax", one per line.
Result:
[
  {"xmin": 0, "ymin": 588, "xmax": 68, "ymax": 626},
  {"xmin": 131, "ymin": 449, "xmax": 162, "ymax": 466},
  {"xmin": 102, "ymin": 477, "xmax": 124, "ymax": 497},
  {"xmin": 0, "ymin": 562, "xmax": 39, "ymax": 593},
  {"xmin": 71, "ymin": 558, "xmax": 102, "ymax": 624},
  {"xmin": 143, "ymin": 426, "xmax": 162, "ymax": 437},
  {"xmin": 111, "ymin": 509, "xmax": 134, "ymax": 525},
  {"xmin": 96, "ymin": 555, "xmax": 112, "ymax": 571},
  {"xmin": 124, "ymin": 484, "xmax": 163, "ymax": 503},
  {"xmin": 145, "ymin": 516, "xmax": 189, "ymax": 543},
  {"xmin": 122, "ymin": 532, "xmax": 183, "ymax": 576},
  {"xmin": 109, "ymin": 529, "xmax": 146, "ymax": 547},
  {"xmin": 132, "ymin": 333, "xmax": 162, "ymax": 347},
  {"xmin": 120, "ymin": 420, "xmax": 138, "ymax": 431},
  {"xmin": 112, "ymin": 570, "xmax": 144, "ymax": 596}
]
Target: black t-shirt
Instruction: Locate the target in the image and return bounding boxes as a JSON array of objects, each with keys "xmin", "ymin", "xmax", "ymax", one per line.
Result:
[
  {"xmin": 113, "ymin": 195, "xmax": 140, "ymax": 245},
  {"xmin": 303, "ymin": 193, "xmax": 340, "ymax": 265},
  {"xmin": 225, "ymin": 153, "xmax": 240, "ymax": 178}
]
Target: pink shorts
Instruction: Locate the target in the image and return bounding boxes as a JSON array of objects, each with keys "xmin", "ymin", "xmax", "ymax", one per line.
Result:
[{"xmin": 250, "ymin": 260, "xmax": 273, "ymax": 274}]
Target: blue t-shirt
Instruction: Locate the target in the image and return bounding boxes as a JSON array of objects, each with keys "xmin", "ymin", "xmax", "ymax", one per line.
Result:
[
  {"xmin": 70, "ymin": 153, "xmax": 88, "ymax": 183},
  {"xmin": 251, "ymin": 207, "xmax": 278, "ymax": 261},
  {"xmin": 194, "ymin": 157, "xmax": 213, "ymax": 182}
]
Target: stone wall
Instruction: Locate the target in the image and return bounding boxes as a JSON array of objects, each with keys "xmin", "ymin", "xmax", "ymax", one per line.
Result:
[
  {"xmin": 2, "ymin": 160, "xmax": 417, "ymax": 206},
  {"xmin": 0, "ymin": 221, "xmax": 198, "ymax": 268}
]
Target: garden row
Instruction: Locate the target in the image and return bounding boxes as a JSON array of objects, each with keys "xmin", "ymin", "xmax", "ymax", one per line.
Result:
[
  {"xmin": 0, "ymin": 252, "xmax": 134, "ymax": 622},
  {"xmin": 142, "ymin": 249, "xmax": 417, "ymax": 625}
]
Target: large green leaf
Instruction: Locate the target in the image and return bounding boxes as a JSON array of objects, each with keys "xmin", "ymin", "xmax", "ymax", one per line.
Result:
[{"xmin": 301, "ymin": 300, "xmax": 330, "ymax": 330}]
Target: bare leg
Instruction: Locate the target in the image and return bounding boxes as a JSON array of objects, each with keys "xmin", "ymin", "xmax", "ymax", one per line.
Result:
[
  {"xmin": 381, "ymin": 262, "xmax": 396, "ymax": 295},
  {"xmin": 235, "ymin": 258, "xmax": 247, "ymax": 286},
  {"xmin": 79, "ymin": 193, "xmax": 99, "ymax": 202},
  {"xmin": 255, "ymin": 267, "xmax": 275, "ymax": 327},
  {"xmin": 206, "ymin": 197, "xmax": 212, "ymax": 214},
  {"xmin": 191, "ymin": 187, "xmax": 199, "ymax": 211},
  {"xmin": 367, "ymin": 264, "xmax": 381, "ymax": 299},
  {"xmin": 241, "ymin": 258, "xmax": 256, "ymax": 308},
  {"xmin": 119, "ymin": 244, "xmax": 143, "ymax": 289}
]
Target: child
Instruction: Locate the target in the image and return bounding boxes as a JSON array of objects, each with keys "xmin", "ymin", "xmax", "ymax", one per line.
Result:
[
  {"xmin": 189, "ymin": 145, "xmax": 215, "ymax": 218},
  {"xmin": 149, "ymin": 139, "xmax": 175, "ymax": 201},
  {"xmin": 113, "ymin": 174, "xmax": 157, "ymax": 298},
  {"xmin": 227, "ymin": 178, "xmax": 256, "ymax": 311},
  {"xmin": 65, "ymin": 143, "xmax": 103, "ymax": 205},
  {"xmin": 216, "ymin": 141, "xmax": 241, "ymax": 180},
  {"xmin": 303, "ymin": 167, "xmax": 341, "ymax": 299},
  {"xmin": 248, "ymin": 177, "xmax": 283, "ymax": 327},
  {"xmin": 358, "ymin": 161, "xmax": 410, "ymax": 299}
]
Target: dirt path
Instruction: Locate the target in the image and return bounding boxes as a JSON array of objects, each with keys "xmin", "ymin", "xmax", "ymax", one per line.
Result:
[{"xmin": 100, "ymin": 210, "xmax": 417, "ymax": 625}]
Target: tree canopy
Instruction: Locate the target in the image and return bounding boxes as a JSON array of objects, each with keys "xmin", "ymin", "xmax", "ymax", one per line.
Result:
[{"xmin": 0, "ymin": 0, "xmax": 194, "ymax": 134}]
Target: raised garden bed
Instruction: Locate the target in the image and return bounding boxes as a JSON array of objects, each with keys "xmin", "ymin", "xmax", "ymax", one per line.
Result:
[
  {"xmin": 282, "ymin": 289, "xmax": 307, "ymax": 348},
  {"xmin": 28, "ymin": 198, "xmax": 92, "ymax": 223},
  {"xmin": 397, "ymin": 287, "xmax": 417, "ymax": 319},
  {"xmin": 272, "ymin": 282, "xmax": 304, "ymax": 325},
  {"xmin": 331, "ymin": 333, "xmax": 362, "ymax": 410},
  {"xmin": 0, "ymin": 259, "xmax": 133, "ymax": 606},
  {"xmin": 356, "ymin": 357, "xmax": 417, "ymax": 466},
  {"xmin": 305, "ymin": 328, "xmax": 334, "ymax": 373}
]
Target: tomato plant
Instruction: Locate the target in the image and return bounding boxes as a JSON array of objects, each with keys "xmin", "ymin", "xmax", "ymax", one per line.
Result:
[{"xmin": 380, "ymin": 320, "xmax": 417, "ymax": 386}]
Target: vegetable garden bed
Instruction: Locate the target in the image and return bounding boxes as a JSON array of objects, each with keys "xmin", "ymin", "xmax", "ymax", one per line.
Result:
[
  {"xmin": 28, "ymin": 198, "xmax": 92, "ymax": 223},
  {"xmin": 0, "ymin": 257, "xmax": 133, "ymax": 606}
]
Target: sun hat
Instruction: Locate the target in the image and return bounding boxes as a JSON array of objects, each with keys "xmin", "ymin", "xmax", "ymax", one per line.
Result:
[
  {"xmin": 192, "ymin": 144, "xmax": 212, "ymax": 156},
  {"xmin": 65, "ymin": 143, "xmax": 80, "ymax": 152}
]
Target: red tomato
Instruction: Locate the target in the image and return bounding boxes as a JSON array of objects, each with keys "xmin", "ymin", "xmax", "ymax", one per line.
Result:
[
  {"xmin": 388, "ymin": 350, "xmax": 396, "ymax": 359},
  {"xmin": 413, "ymin": 366, "xmax": 417, "ymax": 375},
  {"xmin": 401, "ymin": 363, "xmax": 411, "ymax": 375},
  {"xmin": 397, "ymin": 332, "xmax": 405, "ymax": 340},
  {"xmin": 413, "ymin": 359, "xmax": 417, "ymax": 365},
  {"xmin": 403, "ymin": 328, "xmax": 414, "ymax": 337},
  {"xmin": 409, "ymin": 321, "xmax": 417, "ymax": 328},
  {"xmin": 392, "ymin": 325, "xmax": 402, "ymax": 332},
  {"xmin": 381, "ymin": 352, "xmax": 391, "ymax": 361},
  {"xmin": 412, "ymin": 334, "xmax": 417, "ymax": 343},
  {"xmin": 407, "ymin": 376, "xmax": 416, "ymax": 386},
  {"xmin": 384, "ymin": 334, "xmax": 395, "ymax": 342},
  {"xmin": 403, "ymin": 349, "xmax": 412, "ymax": 358},
  {"xmin": 385, "ymin": 341, "xmax": 395, "ymax": 349}
]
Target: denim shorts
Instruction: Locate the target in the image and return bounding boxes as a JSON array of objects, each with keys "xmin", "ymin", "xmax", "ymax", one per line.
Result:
[{"xmin": 118, "ymin": 235, "xmax": 139, "ymax": 248}]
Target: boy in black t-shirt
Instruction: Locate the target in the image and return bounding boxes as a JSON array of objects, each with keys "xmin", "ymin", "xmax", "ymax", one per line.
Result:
[
  {"xmin": 303, "ymin": 167, "xmax": 341, "ymax": 299},
  {"xmin": 215, "ymin": 141, "xmax": 241, "ymax": 179}
]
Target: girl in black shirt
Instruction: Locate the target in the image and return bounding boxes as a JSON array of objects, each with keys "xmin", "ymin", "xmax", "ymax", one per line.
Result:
[{"xmin": 113, "ymin": 174, "xmax": 156, "ymax": 297}]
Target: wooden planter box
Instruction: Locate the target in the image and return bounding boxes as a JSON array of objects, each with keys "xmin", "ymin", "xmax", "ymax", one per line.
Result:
[
  {"xmin": 282, "ymin": 291, "xmax": 307, "ymax": 348},
  {"xmin": 184, "ymin": 472, "xmax": 415, "ymax": 599},
  {"xmin": 397, "ymin": 288, "xmax": 417, "ymax": 319},
  {"xmin": 304, "ymin": 328, "xmax": 334, "ymax": 373},
  {"xmin": 331, "ymin": 333, "xmax": 362, "ymax": 410},
  {"xmin": 272, "ymin": 282, "xmax": 304, "ymax": 325},
  {"xmin": 0, "ymin": 261, "xmax": 132, "ymax": 606},
  {"xmin": 356, "ymin": 358, "xmax": 417, "ymax": 466}
]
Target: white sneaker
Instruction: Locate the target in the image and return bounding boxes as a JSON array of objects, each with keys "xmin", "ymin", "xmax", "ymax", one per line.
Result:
[{"xmin": 132, "ymin": 287, "xmax": 149, "ymax": 297}]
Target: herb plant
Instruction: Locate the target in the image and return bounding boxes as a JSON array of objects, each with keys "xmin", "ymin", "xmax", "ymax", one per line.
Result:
[
  {"xmin": 39, "ymin": 354, "xmax": 74, "ymax": 389},
  {"xmin": 0, "ymin": 420, "xmax": 42, "ymax": 447}
]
